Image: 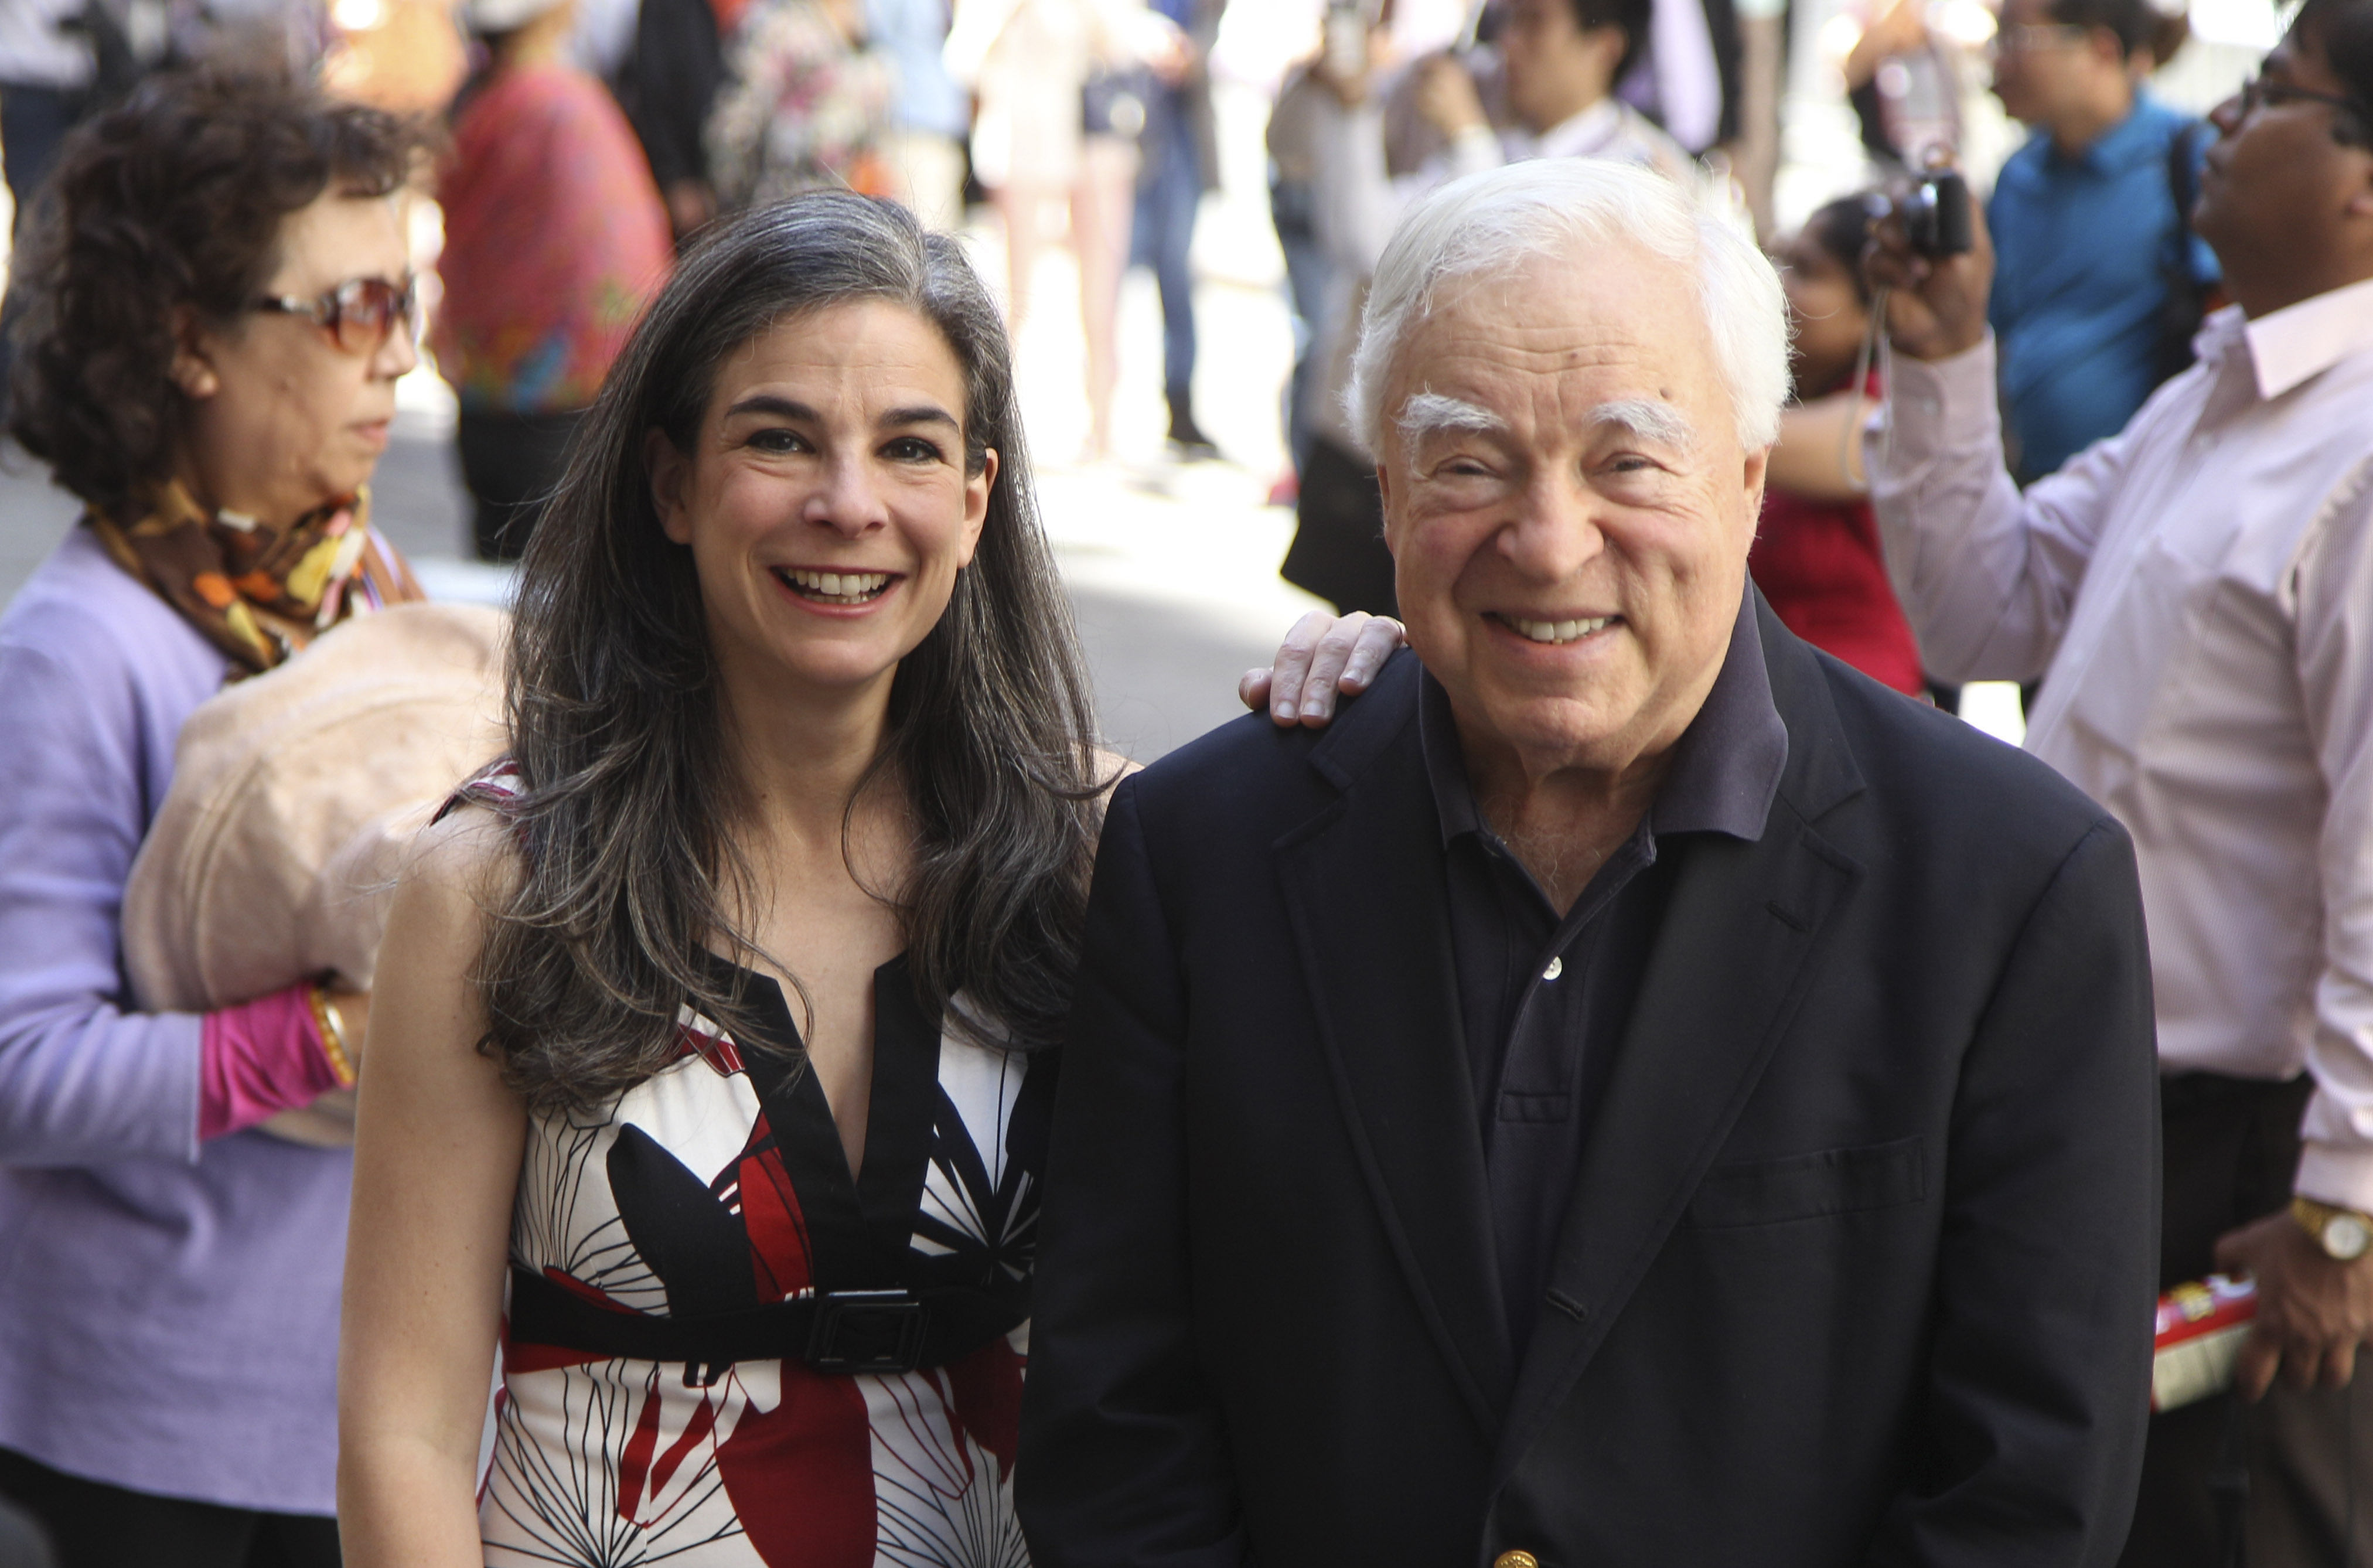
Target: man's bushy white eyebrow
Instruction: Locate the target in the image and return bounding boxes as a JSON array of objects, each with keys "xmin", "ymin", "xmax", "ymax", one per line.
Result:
[
  {"xmin": 1591, "ymin": 398, "xmax": 1695, "ymax": 449},
  {"xmin": 1395, "ymin": 391, "xmax": 1506, "ymax": 446},
  {"xmin": 1393, "ymin": 392, "xmax": 1696, "ymax": 453}
]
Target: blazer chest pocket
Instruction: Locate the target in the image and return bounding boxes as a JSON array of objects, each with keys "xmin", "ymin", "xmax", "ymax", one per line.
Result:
[{"xmin": 1686, "ymin": 1136, "xmax": 1927, "ymax": 1229}]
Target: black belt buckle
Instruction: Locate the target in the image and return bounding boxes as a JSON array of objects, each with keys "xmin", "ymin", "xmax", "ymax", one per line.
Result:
[{"xmin": 805, "ymin": 1290, "xmax": 927, "ymax": 1373}]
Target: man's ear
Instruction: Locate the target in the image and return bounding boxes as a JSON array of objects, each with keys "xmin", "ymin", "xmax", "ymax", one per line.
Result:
[
  {"xmin": 1375, "ymin": 459, "xmax": 1402, "ymax": 556},
  {"xmin": 168, "ymin": 306, "xmax": 222, "ymax": 400},
  {"xmin": 646, "ymin": 427, "xmax": 694, "ymax": 545},
  {"xmin": 2347, "ymin": 151, "xmax": 2373, "ymax": 220},
  {"xmin": 1586, "ymin": 25, "xmax": 1631, "ymax": 83}
]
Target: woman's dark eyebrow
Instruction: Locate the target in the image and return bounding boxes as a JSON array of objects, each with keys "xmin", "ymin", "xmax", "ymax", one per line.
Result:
[
  {"xmin": 724, "ymin": 394, "xmax": 817, "ymax": 422},
  {"xmin": 722, "ymin": 394, "xmax": 957, "ymax": 432}
]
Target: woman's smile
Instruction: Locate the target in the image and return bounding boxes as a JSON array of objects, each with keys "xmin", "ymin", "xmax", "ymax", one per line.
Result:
[{"xmin": 770, "ymin": 565, "xmax": 903, "ymax": 609}]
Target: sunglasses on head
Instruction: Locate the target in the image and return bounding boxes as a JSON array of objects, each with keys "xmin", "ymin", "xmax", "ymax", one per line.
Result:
[{"xmin": 251, "ymin": 275, "xmax": 418, "ymax": 354}]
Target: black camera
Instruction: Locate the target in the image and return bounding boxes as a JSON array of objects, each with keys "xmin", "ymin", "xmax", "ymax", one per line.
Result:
[{"xmin": 1897, "ymin": 171, "xmax": 1974, "ymax": 258}]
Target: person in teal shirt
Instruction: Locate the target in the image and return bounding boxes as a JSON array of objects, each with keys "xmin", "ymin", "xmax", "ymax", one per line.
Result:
[{"xmin": 1987, "ymin": 0, "xmax": 2219, "ymax": 480}]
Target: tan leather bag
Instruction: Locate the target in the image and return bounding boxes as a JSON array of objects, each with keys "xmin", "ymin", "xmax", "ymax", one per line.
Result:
[{"xmin": 122, "ymin": 602, "xmax": 509, "ymax": 1144}]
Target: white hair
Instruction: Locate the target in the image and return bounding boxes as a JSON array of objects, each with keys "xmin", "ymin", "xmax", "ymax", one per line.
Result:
[{"xmin": 1346, "ymin": 160, "xmax": 1792, "ymax": 457}]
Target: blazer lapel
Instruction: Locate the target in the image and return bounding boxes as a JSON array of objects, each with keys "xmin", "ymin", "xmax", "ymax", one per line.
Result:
[
  {"xmin": 1277, "ymin": 662, "xmax": 1516, "ymax": 1441},
  {"xmin": 1492, "ymin": 614, "xmax": 1870, "ymax": 1483}
]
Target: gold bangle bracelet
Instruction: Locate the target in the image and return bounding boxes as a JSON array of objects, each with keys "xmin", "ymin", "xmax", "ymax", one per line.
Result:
[{"xmin": 307, "ymin": 984, "xmax": 357, "ymax": 1089}]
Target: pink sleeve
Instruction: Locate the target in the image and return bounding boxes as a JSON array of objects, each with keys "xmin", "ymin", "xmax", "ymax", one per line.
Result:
[{"xmin": 198, "ymin": 982, "xmax": 346, "ymax": 1142}]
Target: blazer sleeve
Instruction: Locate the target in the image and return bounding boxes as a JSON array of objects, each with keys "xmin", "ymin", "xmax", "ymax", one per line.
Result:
[
  {"xmin": 1861, "ymin": 817, "xmax": 2159, "ymax": 1568},
  {"xmin": 1017, "ymin": 778, "xmax": 1254, "ymax": 1568}
]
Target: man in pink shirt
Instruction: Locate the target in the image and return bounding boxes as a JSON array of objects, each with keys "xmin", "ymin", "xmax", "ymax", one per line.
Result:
[{"xmin": 1870, "ymin": 2, "xmax": 2373, "ymax": 1560}]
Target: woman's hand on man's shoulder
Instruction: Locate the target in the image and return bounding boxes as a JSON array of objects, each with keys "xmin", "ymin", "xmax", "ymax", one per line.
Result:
[{"xmin": 1239, "ymin": 611, "xmax": 1406, "ymax": 729}]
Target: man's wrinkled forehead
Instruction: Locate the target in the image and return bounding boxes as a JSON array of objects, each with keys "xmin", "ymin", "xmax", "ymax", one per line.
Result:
[
  {"xmin": 1387, "ymin": 256, "xmax": 1716, "ymax": 441},
  {"xmin": 1420, "ymin": 240, "xmax": 1702, "ymax": 354}
]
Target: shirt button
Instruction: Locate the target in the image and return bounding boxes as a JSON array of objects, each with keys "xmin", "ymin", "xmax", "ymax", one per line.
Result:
[
  {"xmin": 1542, "ymin": 957, "xmax": 1563, "ymax": 981},
  {"xmin": 1495, "ymin": 1553, "xmax": 1542, "ymax": 1568}
]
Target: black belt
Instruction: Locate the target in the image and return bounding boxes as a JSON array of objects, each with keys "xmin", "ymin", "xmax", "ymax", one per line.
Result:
[
  {"xmin": 507, "ymin": 1265, "xmax": 1024, "ymax": 1376},
  {"xmin": 2157, "ymin": 1070, "xmax": 2311, "ymax": 1119}
]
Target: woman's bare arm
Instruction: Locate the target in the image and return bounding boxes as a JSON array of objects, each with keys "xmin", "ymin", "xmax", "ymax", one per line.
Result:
[
  {"xmin": 337, "ymin": 812, "xmax": 529, "ymax": 1568},
  {"xmin": 1767, "ymin": 391, "xmax": 1872, "ymax": 503}
]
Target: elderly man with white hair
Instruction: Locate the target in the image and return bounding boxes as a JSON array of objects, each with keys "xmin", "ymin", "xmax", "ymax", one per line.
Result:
[{"xmin": 1014, "ymin": 158, "xmax": 2159, "ymax": 1566}]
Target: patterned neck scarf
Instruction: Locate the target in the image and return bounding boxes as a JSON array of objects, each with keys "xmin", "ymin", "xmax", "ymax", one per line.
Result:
[{"xmin": 90, "ymin": 480, "xmax": 426, "ymax": 674}]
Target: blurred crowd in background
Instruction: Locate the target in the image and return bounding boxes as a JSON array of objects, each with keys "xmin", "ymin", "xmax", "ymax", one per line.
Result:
[
  {"xmin": 0, "ymin": 0, "xmax": 2280, "ymax": 702},
  {"xmin": 9, "ymin": 0, "xmax": 2372, "ymax": 1562}
]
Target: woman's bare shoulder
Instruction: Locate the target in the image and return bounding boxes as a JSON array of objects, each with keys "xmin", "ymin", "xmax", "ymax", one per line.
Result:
[{"xmin": 400, "ymin": 803, "xmax": 525, "ymax": 926}]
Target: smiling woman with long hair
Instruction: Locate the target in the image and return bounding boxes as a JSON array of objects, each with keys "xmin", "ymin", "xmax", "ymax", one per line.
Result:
[{"xmin": 335, "ymin": 192, "xmax": 1399, "ymax": 1567}]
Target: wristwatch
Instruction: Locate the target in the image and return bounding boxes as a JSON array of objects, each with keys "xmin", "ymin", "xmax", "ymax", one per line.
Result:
[{"xmin": 2292, "ymin": 1196, "xmax": 2373, "ymax": 1261}]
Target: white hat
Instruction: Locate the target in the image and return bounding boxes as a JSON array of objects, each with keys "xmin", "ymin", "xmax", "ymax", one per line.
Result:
[
  {"xmin": 465, "ymin": 0, "xmax": 571, "ymax": 32},
  {"xmin": 121, "ymin": 601, "xmax": 509, "ymax": 1013}
]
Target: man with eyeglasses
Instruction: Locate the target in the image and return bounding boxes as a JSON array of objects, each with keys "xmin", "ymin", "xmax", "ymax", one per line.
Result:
[
  {"xmin": 1986, "ymin": 0, "xmax": 2217, "ymax": 484},
  {"xmin": 1870, "ymin": 1, "xmax": 2373, "ymax": 1560}
]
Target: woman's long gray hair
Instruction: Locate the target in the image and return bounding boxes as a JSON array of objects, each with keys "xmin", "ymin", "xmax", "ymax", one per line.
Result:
[{"xmin": 478, "ymin": 193, "xmax": 1104, "ymax": 1114}]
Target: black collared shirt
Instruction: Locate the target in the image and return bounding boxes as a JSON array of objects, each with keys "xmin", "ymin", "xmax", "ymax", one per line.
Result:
[{"xmin": 1419, "ymin": 593, "xmax": 1791, "ymax": 1353}]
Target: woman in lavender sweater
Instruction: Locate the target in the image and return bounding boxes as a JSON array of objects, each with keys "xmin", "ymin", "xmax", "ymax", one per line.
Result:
[{"xmin": 0, "ymin": 70, "xmax": 428, "ymax": 1565}]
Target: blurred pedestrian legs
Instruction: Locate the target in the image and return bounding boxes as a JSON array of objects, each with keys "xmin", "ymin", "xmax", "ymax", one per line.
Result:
[
  {"xmin": 1131, "ymin": 0, "xmax": 1220, "ymax": 458},
  {"xmin": 0, "ymin": 0, "xmax": 97, "ymax": 413},
  {"xmin": 435, "ymin": 0, "xmax": 674, "ymax": 560},
  {"xmin": 871, "ymin": 0, "xmax": 969, "ymax": 229}
]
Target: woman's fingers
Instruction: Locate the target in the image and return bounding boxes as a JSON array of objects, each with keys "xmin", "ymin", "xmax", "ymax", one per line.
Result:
[
  {"xmin": 1295, "ymin": 616, "xmax": 1369, "ymax": 722},
  {"xmin": 1261, "ymin": 611, "xmax": 1332, "ymax": 725},
  {"xmin": 1337, "ymin": 616, "xmax": 1406, "ymax": 694},
  {"xmin": 1245, "ymin": 612, "xmax": 1406, "ymax": 726}
]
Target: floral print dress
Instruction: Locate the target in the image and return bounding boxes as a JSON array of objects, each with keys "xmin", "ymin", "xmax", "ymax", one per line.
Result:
[{"xmin": 478, "ymin": 945, "xmax": 1047, "ymax": 1568}]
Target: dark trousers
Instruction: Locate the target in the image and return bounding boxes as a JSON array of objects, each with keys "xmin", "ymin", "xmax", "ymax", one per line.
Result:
[
  {"xmin": 0, "ymin": 1450, "xmax": 336, "ymax": 1568},
  {"xmin": 2122, "ymin": 1073, "xmax": 2373, "ymax": 1567},
  {"xmin": 0, "ymin": 81, "xmax": 89, "ymax": 414},
  {"xmin": 1, "ymin": 83, "xmax": 86, "ymax": 243},
  {"xmin": 456, "ymin": 407, "xmax": 584, "ymax": 562},
  {"xmin": 1269, "ymin": 175, "xmax": 1328, "ymax": 475},
  {"xmin": 1130, "ymin": 88, "xmax": 1199, "ymax": 403},
  {"xmin": 1281, "ymin": 435, "xmax": 1395, "ymax": 617},
  {"xmin": 0, "ymin": 1493, "xmax": 52, "ymax": 1568}
]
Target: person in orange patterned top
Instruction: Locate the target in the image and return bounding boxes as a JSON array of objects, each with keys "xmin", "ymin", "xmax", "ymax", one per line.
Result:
[{"xmin": 432, "ymin": 0, "xmax": 676, "ymax": 561}]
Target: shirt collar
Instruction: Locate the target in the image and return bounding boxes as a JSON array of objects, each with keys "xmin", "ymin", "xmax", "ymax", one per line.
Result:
[
  {"xmin": 2241, "ymin": 274, "xmax": 2373, "ymax": 401},
  {"xmin": 1522, "ymin": 98, "xmax": 1624, "ymax": 162},
  {"xmin": 1418, "ymin": 589, "xmax": 1790, "ymax": 850},
  {"xmin": 2050, "ymin": 94, "xmax": 2166, "ymax": 175}
]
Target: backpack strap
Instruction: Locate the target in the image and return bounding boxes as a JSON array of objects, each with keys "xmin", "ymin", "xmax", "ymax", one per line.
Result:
[{"xmin": 2153, "ymin": 120, "xmax": 2212, "ymax": 383}]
